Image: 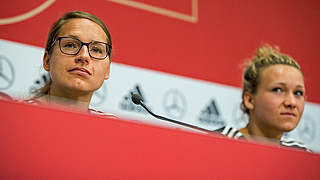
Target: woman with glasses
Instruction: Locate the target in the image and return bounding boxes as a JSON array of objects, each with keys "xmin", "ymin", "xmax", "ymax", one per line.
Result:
[
  {"xmin": 26, "ymin": 11, "xmax": 114, "ymax": 116},
  {"xmin": 215, "ymin": 44, "xmax": 311, "ymax": 152}
]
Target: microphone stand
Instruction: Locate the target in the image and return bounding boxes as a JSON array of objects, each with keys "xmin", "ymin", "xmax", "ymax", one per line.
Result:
[{"xmin": 139, "ymin": 100, "xmax": 214, "ymax": 134}]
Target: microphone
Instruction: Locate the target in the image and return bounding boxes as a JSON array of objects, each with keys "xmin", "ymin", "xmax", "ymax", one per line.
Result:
[{"xmin": 131, "ymin": 93, "xmax": 214, "ymax": 134}]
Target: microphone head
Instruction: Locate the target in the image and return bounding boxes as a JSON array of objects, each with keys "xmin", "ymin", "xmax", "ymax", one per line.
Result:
[{"xmin": 131, "ymin": 93, "xmax": 143, "ymax": 105}]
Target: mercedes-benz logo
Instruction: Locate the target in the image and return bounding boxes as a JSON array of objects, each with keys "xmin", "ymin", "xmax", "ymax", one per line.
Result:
[
  {"xmin": 163, "ymin": 89, "xmax": 187, "ymax": 119},
  {"xmin": 91, "ymin": 83, "xmax": 108, "ymax": 107},
  {"xmin": 0, "ymin": 55, "xmax": 15, "ymax": 90}
]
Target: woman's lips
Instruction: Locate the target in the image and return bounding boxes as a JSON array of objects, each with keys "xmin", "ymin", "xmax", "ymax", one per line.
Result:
[
  {"xmin": 68, "ymin": 67, "xmax": 92, "ymax": 76},
  {"xmin": 280, "ymin": 112, "xmax": 297, "ymax": 118}
]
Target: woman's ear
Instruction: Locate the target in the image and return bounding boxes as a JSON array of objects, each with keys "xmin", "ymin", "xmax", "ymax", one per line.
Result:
[
  {"xmin": 104, "ymin": 61, "xmax": 111, "ymax": 80},
  {"xmin": 244, "ymin": 91, "xmax": 254, "ymax": 111},
  {"xmin": 43, "ymin": 51, "xmax": 51, "ymax": 71}
]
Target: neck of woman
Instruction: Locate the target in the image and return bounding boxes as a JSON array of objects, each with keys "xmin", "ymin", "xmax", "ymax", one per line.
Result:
[
  {"xmin": 38, "ymin": 88, "xmax": 92, "ymax": 111},
  {"xmin": 239, "ymin": 120, "xmax": 283, "ymax": 144}
]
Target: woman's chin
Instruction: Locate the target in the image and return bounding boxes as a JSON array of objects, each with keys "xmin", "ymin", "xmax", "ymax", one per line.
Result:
[{"xmin": 280, "ymin": 124, "xmax": 298, "ymax": 133}]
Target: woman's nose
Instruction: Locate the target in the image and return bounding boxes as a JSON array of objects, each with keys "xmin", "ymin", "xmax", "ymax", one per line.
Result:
[
  {"xmin": 76, "ymin": 45, "xmax": 90, "ymax": 64},
  {"xmin": 283, "ymin": 93, "xmax": 297, "ymax": 108}
]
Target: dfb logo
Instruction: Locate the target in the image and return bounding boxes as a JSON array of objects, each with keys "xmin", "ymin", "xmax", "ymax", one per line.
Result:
[
  {"xmin": 119, "ymin": 84, "xmax": 148, "ymax": 114},
  {"xmin": 198, "ymin": 99, "xmax": 226, "ymax": 129}
]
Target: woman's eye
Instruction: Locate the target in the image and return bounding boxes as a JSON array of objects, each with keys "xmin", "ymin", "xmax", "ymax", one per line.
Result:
[
  {"xmin": 64, "ymin": 42, "xmax": 77, "ymax": 48},
  {"xmin": 272, "ymin": 88, "xmax": 282, "ymax": 93},
  {"xmin": 295, "ymin": 91, "xmax": 304, "ymax": 96},
  {"xmin": 91, "ymin": 47, "xmax": 102, "ymax": 54}
]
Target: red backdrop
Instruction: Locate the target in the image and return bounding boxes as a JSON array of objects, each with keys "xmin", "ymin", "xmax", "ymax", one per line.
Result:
[{"xmin": 1, "ymin": 0, "xmax": 320, "ymax": 103}]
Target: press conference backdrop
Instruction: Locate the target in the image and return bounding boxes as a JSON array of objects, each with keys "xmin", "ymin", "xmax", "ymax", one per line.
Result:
[{"xmin": 1, "ymin": 1, "xmax": 319, "ymax": 152}]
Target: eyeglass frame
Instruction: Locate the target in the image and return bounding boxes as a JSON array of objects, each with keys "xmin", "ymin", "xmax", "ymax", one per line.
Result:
[{"xmin": 46, "ymin": 36, "xmax": 112, "ymax": 60}]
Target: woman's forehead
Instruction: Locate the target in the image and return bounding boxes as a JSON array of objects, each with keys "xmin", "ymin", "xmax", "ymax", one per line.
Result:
[
  {"xmin": 260, "ymin": 64, "xmax": 304, "ymax": 87},
  {"xmin": 58, "ymin": 18, "xmax": 107, "ymax": 42}
]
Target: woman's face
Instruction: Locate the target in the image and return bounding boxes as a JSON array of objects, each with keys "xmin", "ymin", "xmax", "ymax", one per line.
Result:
[
  {"xmin": 245, "ymin": 64, "xmax": 305, "ymax": 133},
  {"xmin": 43, "ymin": 18, "xmax": 110, "ymax": 95}
]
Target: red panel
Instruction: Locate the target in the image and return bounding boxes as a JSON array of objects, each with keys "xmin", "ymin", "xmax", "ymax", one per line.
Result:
[
  {"xmin": 0, "ymin": 99, "xmax": 319, "ymax": 179},
  {"xmin": 133, "ymin": 0, "xmax": 192, "ymax": 14},
  {"xmin": 0, "ymin": 0, "xmax": 47, "ymax": 17},
  {"xmin": 0, "ymin": 0, "xmax": 319, "ymax": 103}
]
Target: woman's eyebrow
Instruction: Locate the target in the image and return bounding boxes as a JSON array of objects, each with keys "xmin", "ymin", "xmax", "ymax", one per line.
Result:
[
  {"xmin": 296, "ymin": 85, "xmax": 305, "ymax": 89},
  {"xmin": 273, "ymin": 82, "xmax": 286, "ymax": 86},
  {"xmin": 64, "ymin": 35, "xmax": 79, "ymax": 39}
]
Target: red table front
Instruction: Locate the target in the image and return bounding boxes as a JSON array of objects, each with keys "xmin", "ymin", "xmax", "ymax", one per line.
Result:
[{"xmin": 0, "ymin": 99, "xmax": 319, "ymax": 179}]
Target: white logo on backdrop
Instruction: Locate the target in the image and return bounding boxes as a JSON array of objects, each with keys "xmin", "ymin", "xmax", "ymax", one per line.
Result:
[
  {"xmin": 119, "ymin": 84, "xmax": 148, "ymax": 113},
  {"xmin": 163, "ymin": 89, "xmax": 187, "ymax": 119},
  {"xmin": 107, "ymin": 0, "xmax": 198, "ymax": 23},
  {"xmin": 198, "ymin": 99, "xmax": 225, "ymax": 129},
  {"xmin": 0, "ymin": 0, "xmax": 197, "ymax": 24},
  {"xmin": 0, "ymin": 0, "xmax": 55, "ymax": 25},
  {"xmin": 0, "ymin": 55, "xmax": 15, "ymax": 90}
]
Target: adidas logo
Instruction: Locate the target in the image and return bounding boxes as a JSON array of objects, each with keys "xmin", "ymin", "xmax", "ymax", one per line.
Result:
[
  {"xmin": 119, "ymin": 84, "xmax": 148, "ymax": 114},
  {"xmin": 198, "ymin": 99, "xmax": 226, "ymax": 127},
  {"xmin": 29, "ymin": 73, "xmax": 50, "ymax": 93}
]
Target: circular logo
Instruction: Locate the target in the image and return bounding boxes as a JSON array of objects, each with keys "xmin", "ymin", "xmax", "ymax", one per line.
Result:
[
  {"xmin": 0, "ymin": 0, "xmax": 55, "ymax": 25},
  {"xmin": 0, "ymin": 55, "xmax": 15, "ymax": 90},
  {"xmin": 297, "ymin": 114, "xmax": 316, "ymax": 143},
  {"xmin": 163, "ymin": 89, "xmax": 187, "ymax": 119},
  {"xmin": 91, "ymin": 83, "xmax": 108, "ymax": 107}
]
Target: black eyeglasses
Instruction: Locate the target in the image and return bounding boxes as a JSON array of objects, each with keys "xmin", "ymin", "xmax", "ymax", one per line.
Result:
[{"xmin": 48, "ymin": 37, "xmax": 112, "ymax": 60}]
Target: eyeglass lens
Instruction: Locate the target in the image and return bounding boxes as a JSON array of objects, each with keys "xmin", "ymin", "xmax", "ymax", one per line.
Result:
[{"xmin": 60, "ymin": 37, "xmax": 108, "ymax": 59}]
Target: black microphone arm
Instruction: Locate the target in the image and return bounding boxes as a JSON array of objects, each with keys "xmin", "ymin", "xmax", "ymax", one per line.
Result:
[{"xmin": 131, "ymin": 94, "xmax": 214, "ymax": 134}]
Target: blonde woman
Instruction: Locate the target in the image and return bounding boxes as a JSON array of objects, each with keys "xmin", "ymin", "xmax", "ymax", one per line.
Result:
[{"xmin": 216, "ymin": 44, "xmax": 310, "ymax": 151}]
